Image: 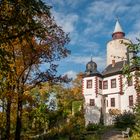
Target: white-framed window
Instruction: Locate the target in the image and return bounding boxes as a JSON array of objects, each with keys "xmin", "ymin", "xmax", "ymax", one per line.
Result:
[
  {"xmin": 87, "ymin": 80, "xmax": 92, "ymax": 88},
  {"xmin": 111, "ymin": 79, "xmax": 116, "ymax": 88},
  {"xmin": 103, "ymin": 80, "xmax": 108, "ymax": 89},
  {"xmin": 129, "ymin": 95, "xmax": 133, "ymax": 106},
  {"xmin": 111, "ymin": 98, "xmax": 115, "ymax": 107},
  {"xmin": 99, "ymin": 80, "xmax": 102, "ymax": 89},
  {"xmin": 90, "ymin": 99, "xmax": 95, "ymax": 106}
]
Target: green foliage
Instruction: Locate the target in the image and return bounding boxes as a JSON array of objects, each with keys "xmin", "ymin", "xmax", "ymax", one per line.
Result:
[
  {"xmin": 85, "ymin": 134, "xmax": 100, "ymax": 140},
  {"xmin": 114, "ymin": 111, "xmax": 135, "ymax": 129},
  {"xmin": 86, "ymin": 123, "xmax": 105, "ymax": 134},
  {"xmin": 122, "ymin": 38, "xmax": 140, "ymax": 138},
  {"xmin": 72, "ymin": 100, "xmax": 83, "ymax": 114},
  {"xmin": 0, "ymin": 0, "xmax": 70, "ymax": 139},
  {"xmin": 134, "ymin": 104, "xmax": 140, "ymax": 134}
]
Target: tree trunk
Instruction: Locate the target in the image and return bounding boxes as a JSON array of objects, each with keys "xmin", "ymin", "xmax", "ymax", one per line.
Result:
[
  {"xmin": 5, "ymin": 98, "xmax": 11, "ymax": 140},
  {"xmin": 15, "ymin": 96, "xmax": 23, "ymax": 140}
]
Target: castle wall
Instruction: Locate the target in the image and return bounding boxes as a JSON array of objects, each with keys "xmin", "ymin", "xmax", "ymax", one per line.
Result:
[
  {"xmin": 83, "ymin": 76, "xmax": 102, "ymax": 125},
  {"xmin": 83, "ymin": 72, "xmax": 137, "ymax": 125}
]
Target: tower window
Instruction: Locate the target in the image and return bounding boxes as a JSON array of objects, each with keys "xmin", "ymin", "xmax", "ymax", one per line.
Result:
[
  {"xmin": 99, "ymin": 80, "xmax": 102, "ymax": 89},
  {"xmin": 129, "ymin": 95, "xmax": 133, "ymax": 106},
  {"xmin": 111, "ymin": 79, "xmax": 116, "ymax": 88},
  {"xmin": 111, "ymin": 98, "xmax": 115, "ymax": 107},
  {"xmin": 87, "ymin": 80, "xmax": 92, "ymax": 88},
  {"xmin": 103, "ymin": 80, "xmax": 108, "ymax": 89},
  {"xmin": 90, "ymin": 99, "xmax": 95, "ymax": 106}
]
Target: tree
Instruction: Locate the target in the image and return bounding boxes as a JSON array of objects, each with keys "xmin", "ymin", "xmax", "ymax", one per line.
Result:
[
  {"xmin": 18, "ymin": 73, "xmax": 84, "ymax": 139},
  {"xmin": 123, "ymin": 39, "xmax": 140, "ymax": 137},
  {"xmin": 71, "ymin": 72, "xmax": 83, "ymax": 100},
  {"xmin": 0, "ymin": 0, "xmax": 70, "ymax": 139}
]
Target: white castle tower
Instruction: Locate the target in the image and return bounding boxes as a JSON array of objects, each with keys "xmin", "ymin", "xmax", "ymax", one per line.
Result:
[{"xmin": 107, "ymin": 20, "xmax": 131, "ymax": 65}]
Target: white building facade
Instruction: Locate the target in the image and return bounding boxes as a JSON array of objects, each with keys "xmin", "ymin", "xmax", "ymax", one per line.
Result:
[{"xmin": 83, "ymin": 20, "xmax": 139, "ymax": 125}]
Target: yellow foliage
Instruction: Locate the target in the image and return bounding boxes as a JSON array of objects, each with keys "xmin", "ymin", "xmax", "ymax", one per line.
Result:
[
  {"xmin": 130, "ymin": 133, "xmax": 140, "ymax": 140},
  {"xmin": 109, "ymin": 108, "xmax": 121, "ymax": 115}
]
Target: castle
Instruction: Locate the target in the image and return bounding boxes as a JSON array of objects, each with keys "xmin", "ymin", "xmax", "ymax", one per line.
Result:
[{"xmin": 82, "ymin": 20, "xmax": 139, "ymax": 125}]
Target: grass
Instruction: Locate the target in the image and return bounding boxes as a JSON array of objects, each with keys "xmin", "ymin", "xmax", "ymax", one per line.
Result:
[
  {"xmin": 57, "ymin": 134, "xmax": 100, "ymax": 140},
  {"xmin": 85, "ymin": 134, "xmax": 100, "ymax": 140}
]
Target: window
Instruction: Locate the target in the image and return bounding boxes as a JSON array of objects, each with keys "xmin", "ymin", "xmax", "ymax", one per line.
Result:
[
  {"xmin": 127, "ymin": 78, "xmax": 133, "ymax": 86},
  {"xmin": 111, "ymin": 79, "xmax": 116, "ymax": 88},
  {"xmin": 111, "ymin": 98, "xmax": 115, "ymax": 107},
  {"xmin": 99, "ymin": 80, "xmax": 102, "ymax": 89},
  {"xmin": 87, "ymin": 80, "xmax": 92, "ymax": 88},
  {"xmin": 129, "ymin": 95, "xmax": 133, "ymax": 106},
  {"xmin": 103, "ymin": 80, "xmax": 108, "ymax": 89},
  {"xmin": 90, "ymin": 99, "xmax": 95, "ymax": 106}
]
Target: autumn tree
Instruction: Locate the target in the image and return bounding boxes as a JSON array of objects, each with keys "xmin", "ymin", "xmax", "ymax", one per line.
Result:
[
  {"xmin": 0, "ymin": 0, "xmax": 70, "ymax": 139},
  {"xmin": 19, "ymin": 73, "xmax": 84, "ymax": 139},
  {"xmin": 53, "ymin": 73, "xmax": 85, "ymax": 138},
  {"xmin": 71, "ymin": 72, "xmax": 84, "ymax": 100},
  {"xmin": 22, "ymin": 83, "xmax": 51, "ymax": 134}
]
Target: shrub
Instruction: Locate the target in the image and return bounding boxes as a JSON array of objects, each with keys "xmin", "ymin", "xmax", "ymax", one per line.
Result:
[
  {"xmin": 130, "ymin": 132, "xmax": 140, "ymax": 140},
  {"xmin": 114, "ymin": 111, "xmax": 135, "ymax": 129},
  {"xmin": 86, "ymin": 123, "xmax": 104, "ymax": 132}
]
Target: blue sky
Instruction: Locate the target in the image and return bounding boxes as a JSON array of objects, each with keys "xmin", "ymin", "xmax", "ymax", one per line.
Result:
[{"xmin": 44, "ymin": 0, "xmax": 140, "ymax": 79}]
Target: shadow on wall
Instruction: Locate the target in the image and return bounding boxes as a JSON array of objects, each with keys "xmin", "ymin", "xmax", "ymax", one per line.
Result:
[
  {"xmin": 85, "ymin": 105, "xmax": 100, "ymax": 126},
  {"xmin": 104, "ymin": 113, "xmax": 116, "ymax": 125}
]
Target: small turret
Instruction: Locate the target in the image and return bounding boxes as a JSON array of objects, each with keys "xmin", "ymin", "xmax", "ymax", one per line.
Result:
[{"xmin": 85, "ymin": 59, "xmax": 100, "ymax": 76}]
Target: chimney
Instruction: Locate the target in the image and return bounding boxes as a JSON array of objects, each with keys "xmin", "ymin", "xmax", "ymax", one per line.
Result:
[{"xmin": 112, "ymin": 60, "xmax": 115, "ymax": 67}]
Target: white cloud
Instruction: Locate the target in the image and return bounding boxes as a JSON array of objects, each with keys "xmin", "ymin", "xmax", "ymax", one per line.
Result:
[
  {"xmin": 46, "ymin": 0, "xmax": 87, "ymax": 8},
  {"xmin": 66, "ymin": 0, "xmax": 87, "ymax": 8},
  {"xmin": 78, "ymin": 40, "xmax": 102, "ymax": 55},
  {"xmin": 46, "ymin": 0, "xmax": 65, "ymax": 6},
  {"xmin": 84, "ymin": 22, "xmax": 104, "ymax": 35},
  {"xmin": 63, "ymin": 70, "xmax": 77, "ymax": 79},
  {"xmin": 86, "ymin": 1, "xmax": 135, "ymax": 21},
  {"xmin": 52, "ymin": 10, "xmax": 79, "ymax": 33},
  {"xmin": 127, "ymin": 32, "xmax": 140, "ymax": 43},
  {"xmin": 83, "ymin": 0, "xmax": 140, "ymax": 36},
  {"xmin": 127, "ymin": 20, "xmax": 140, "ymax": 43},
  {"xmin": 69, "ymin": 31, "xmax": 79, "ymax": 45},
  {"xmin": 87, "ymin": 1, "xmax": 117, "ymax": 21},
  {"xmin": 52, "ymin": 11, "xmax": 79, "ymax": 46},
  {"xmin": 65, "ymin": 55, "xmax": 106, "ymax": 71}
]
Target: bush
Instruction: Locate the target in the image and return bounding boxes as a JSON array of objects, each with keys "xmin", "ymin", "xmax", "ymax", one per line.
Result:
[
  {"xmin": 86, "ymin": 123, "xmax": 104, "ymax": 132},
  {"xmin": 114, "ymin": 111, "xmax": 135, "ymax": 129},
  {"xmin": 130, "ymin": 132, "xmax": 140, "ymax": 140}
]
